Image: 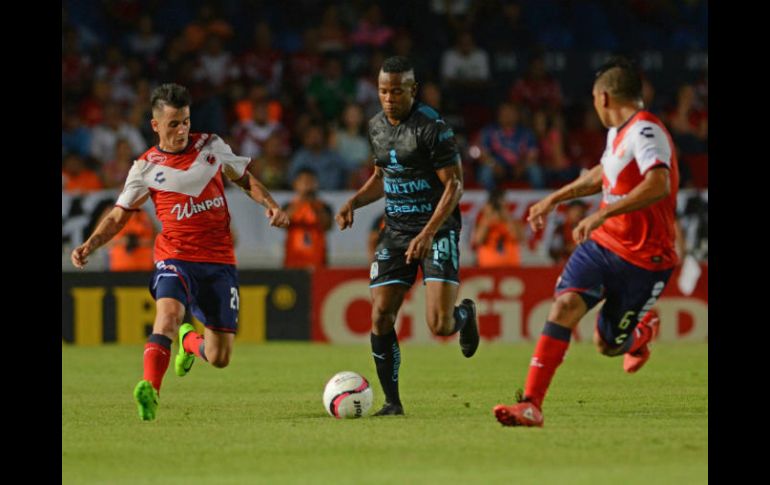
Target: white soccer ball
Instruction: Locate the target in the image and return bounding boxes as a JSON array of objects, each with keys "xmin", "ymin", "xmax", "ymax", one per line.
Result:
[{"xmin": 322, "ymin": 371, "xmax": 374, "ymax": 418}]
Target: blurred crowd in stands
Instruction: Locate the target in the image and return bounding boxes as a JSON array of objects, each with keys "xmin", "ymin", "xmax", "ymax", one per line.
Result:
[{"xmin": 62, "ymin": 0, "xmax": 708, "ymax": 196}]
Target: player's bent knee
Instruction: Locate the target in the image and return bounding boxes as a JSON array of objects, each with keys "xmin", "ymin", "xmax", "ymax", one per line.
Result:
[
  {"xmin": 371, "ymin": 309, "xmax": 398, "ymax": 334},
  {"xmin": 154, "ymin": 312, "xmax": 184, "ymax": 336}
]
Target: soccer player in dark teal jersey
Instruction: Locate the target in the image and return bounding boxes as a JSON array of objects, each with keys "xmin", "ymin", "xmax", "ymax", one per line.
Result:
[{"xmin": 336, "ymin": 57, "xmax": 479, "ymax": 416}]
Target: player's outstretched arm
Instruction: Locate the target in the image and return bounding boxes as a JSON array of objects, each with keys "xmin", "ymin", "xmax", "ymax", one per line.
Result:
[
  {"xmin": 572, "ymin": 166, "xmax": 670, "ymax": 244},
  {"xmin": 335, "ymin": 166, "xmax": 385, "ymax": 230},
  {"xmin": 71, "ymin": 205, "xmax": 137, "ymax": 269},
  {"xmin": 231, "ymin": 164, "xmax": 289, "ymax": 228},
  {"xmin": 527, "ymin": 164, "xmax": 603, "ymax": 231}
]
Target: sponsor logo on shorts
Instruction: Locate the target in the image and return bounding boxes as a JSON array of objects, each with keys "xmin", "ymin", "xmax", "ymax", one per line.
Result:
[{"xmin": 370, "ymin": 262, "xmax": 379, "ymax": 279}]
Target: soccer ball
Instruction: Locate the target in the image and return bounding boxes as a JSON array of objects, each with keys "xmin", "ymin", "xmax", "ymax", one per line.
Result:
[{"xmin": 322, "ymin": 371, "xmax": 374, "ymax": 418}]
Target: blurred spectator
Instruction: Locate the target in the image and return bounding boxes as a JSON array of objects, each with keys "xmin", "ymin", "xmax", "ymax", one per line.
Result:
[
  {"xmin": 193, "ymin": 35, "xmax": 240, "ymax": 90},
  {"xmin": 391, "ymin": 31, "xmax": 431, "ymax": 82},
  {"xmin": 545, "ymin": 200, "xmax": 589, "ymax": 264},
  {"xmin": 355, "ymin": 50, "xmax": 386, "ymax": 119},
  {"xmin": 640, "ymin": 73, "xmax": 662, "ymax": 115},
  {"xmin": 190, "ymin": 83, "xmax": 228, "ymax": 135},
  {"xmin": 440, "ymin": 30, "xmax": 492, "ymax": 131},
  {"xmin": 330, "ymin": 103, "xmax": 371, "ymax": 188},
  {"xmin": 288, "ymin": 123, "xmax": 349, "ymax": 190},
  {"xmin": 350, "ymin": 4, "xmax": 395, "ymax": 49},
  {"xmin": 127, "ymin": 78, "xmax": 155, "ymax": 146},
  {"xmin": 102, "ymin": 138, "xmax": 135, "ymax": 189},
  {"xmin": 307, "ymin": 56, "xmax": 356, "ymax": 121},
  {"xmin": 62, "ymin": 26, "xmax": 93, "ymax": 99},
  {"xmin": 238, "ymin": 21, "xmax": 284, "ymax": 96},
  {"xmin": 440, "ymin": 30, "xmax": 491, "ymax": 88},
  {"xmin": 62, "ymin": 153, "xmax": 104, "ymax": 193},
  {"xmin": 286, "ymin": 28, "xmax": 323, "ymax": 96},
  {"xmin": 566, "ymin": 106, "xmax": 605, "ymax": 169},
  {"xmin": 62, "ymin": 106, "xmax": 92, "ymax": 158},
  {"xmin": 471, "ymin": 188, "xmax": 525, "ymax": 268},
  {"xmin": 127, "ymin": 14, "xmax": 165, "ymax": 67},
  {"xmin": 182, "ymin": 4, "xmax": 233, "ymax": 54},
  {"xmin": 693, "ymin": 69, "xmax": 708, "ymax": 111},
  {"xmin": 472, "ymin": 0, "xmax": 534, "ymax": 53},
  {"xmin": 282, "ymin": 169, "xmax": 334, "ymax": 270},
  {"xmin": 666, "ymin": 83, "xmax": 708, "ymax": 155},
  {"xmin": 78, "ymin": 79, "xmax": 112, "ymax": 127},
  {"xmin": 233, "ymin": 99, "xmax": 287, "ymax": 160},
  {"xmin": 532, "ymin": 110, "xmax": 579, "ymax": 187},
  {"xmin": 233, "ymin": 83, "xmax": 272, "ymax": 124},
  {"xmin": 104, "ymin": 206, "xmax": 157, "ymax": 271},
  {"xmin": 317, "ymin": 5, "xmax": 349, "ymax": 54},
  {"xmin": 476, "ymin": 102, "xmax": 543, "ymax": 189},
  {"xmin": 252, "ymin": 132, "xmax": 291, "ymax": 191},
  {"xmin": 509, "ymin": 54, "xmax": 563, "ymax": 114},
  {"xmin": 90, "ymin": 103, "xmax": 146, "ymax": 165},
  {"xmin": 94, "ymin": 46, "xmax": 135, "ymax": 106},
  {"xmin": 155, "ymin": 34, "xmax": 194, "ymax": 84},
  {"xmin": 420, "ymin": 81, "xmax": 466, "ymax": 137}
]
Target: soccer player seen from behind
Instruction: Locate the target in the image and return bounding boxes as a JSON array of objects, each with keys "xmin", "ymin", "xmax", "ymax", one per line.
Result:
[
  {"xmin": 494, "ymin": 57, "xmax": 679, "ymax": 427},
  {"xmin": 71, "ymin": 83, "xmax": 289, "ymax": 421},
  {"xmin": 335, "ymin": 56, "xmax": 479, "ymax": 416}
]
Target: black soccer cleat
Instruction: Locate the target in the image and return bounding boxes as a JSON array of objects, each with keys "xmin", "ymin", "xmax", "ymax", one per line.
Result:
[
  {"xmin": 458, "ymin": 298, "xmax": 479, "ymax": 358},
  {"xmin": 372, "ymin": 402, "xmax": 405, "ymax": 416}
]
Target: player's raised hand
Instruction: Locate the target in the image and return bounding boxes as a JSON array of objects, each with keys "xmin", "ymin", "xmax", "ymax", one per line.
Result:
[
  {"xmin": 266, "ymin": 207, "xmax": 290, "ymax": 228},
  {"xmin": 71, "ymin": 245, "xmax": 91, "ymax": 269},
  {"xmin": 335, "ymin": 201, "xmax": 354, "ymax": 230},
  {"xmin": 572, "ymin": 212, "xmax": 606, "ymax": 244},
  {"xmin": 527, "ymin": 198, "xmax": 555, "ymax": 232},
  {"xmin": 405, "ymin": 231, "xmax": 434, "ymax": 264}
]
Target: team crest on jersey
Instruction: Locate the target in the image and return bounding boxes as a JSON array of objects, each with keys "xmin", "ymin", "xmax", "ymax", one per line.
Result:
[
  {"xmin": 370, "ymin": 262, "xmax": 379, "ymax": 279},
  {"xmin": 206, "ymin": 154, "xmax": 216, "ymax": 165},
  {"xmin": 147, "ymin": 152, "xmax": 167, "ymax": 164}
]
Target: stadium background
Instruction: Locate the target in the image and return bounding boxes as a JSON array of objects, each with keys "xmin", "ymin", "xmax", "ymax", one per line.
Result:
[{"xmin": 62, "ymin": 0, "xmax": 708, "ymax": 345}]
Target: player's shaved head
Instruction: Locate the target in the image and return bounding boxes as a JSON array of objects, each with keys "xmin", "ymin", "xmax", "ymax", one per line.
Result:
[
  {"xmin": 381, "ymin": 56, "xmax": 415, "ymax": 84},
  {"xmin": 151, "ymin": 83, "xmax": 192, "ymax": 118},
  {"xmin": 594, "ymin": 57, "xmax": 642, "ymax": 104}
]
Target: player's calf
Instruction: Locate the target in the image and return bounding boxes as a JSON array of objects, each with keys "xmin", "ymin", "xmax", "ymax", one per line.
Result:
[{"xmin": 426, "ymin": 310, "xmax": 455, "ymax": 336}]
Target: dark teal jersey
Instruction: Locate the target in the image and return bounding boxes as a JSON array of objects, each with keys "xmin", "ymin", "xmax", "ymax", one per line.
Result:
[{"xmin": 368, "ymin": 102, "xmax": 462, "ymax": 234}]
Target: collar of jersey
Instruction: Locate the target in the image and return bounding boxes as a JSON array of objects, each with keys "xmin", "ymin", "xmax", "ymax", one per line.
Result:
[{"xmin": 155, "ymin": 139, "xmax": 193, "ymax": 155}]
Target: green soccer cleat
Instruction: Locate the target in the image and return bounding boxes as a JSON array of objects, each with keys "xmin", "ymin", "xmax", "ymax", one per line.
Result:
[
  {"xmin": 175, "ymin": 323, "xmax": 196, "ymax": 377},
  {"xmin": 133, "ymin": 380, "xmax": 159, "ymax": 421}
]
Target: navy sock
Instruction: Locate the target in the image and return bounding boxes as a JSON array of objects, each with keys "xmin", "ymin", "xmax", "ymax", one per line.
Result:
[
  {"xmin": 543, "ymin": 321, "xmax": 572, "ymax": 342},
  {"xmin": 148, "ymin": 333, "xmax": 172, "ymax": 349},
  {"xmin": 198, "ymin": 342, "xmax": 208, "ymax": 362},
  {"xmin": 451, "ymin": 303, "xmax": 470, "ymax": 334},
  {"xmin": 370, "ymin": 330, "xmax": 401, "ymax": 405}
]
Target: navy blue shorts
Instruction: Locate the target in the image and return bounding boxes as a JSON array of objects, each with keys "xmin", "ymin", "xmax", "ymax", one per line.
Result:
[
  {"xmin": 150, "ymin": 259, "xmax": 240, "ymax": 333},
  {"xmin": 555, "ymin": 240, "xmax": 672, "ymax": 348},
  {"xmin": 369, "ymin": 227, "xmax": 461, "ymax": 288}
]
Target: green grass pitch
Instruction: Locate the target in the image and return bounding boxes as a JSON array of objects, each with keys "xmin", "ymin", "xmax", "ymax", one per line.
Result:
[{"xmin": 62, "ymin": 341, "xmax": 707, "ymax": 484}]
